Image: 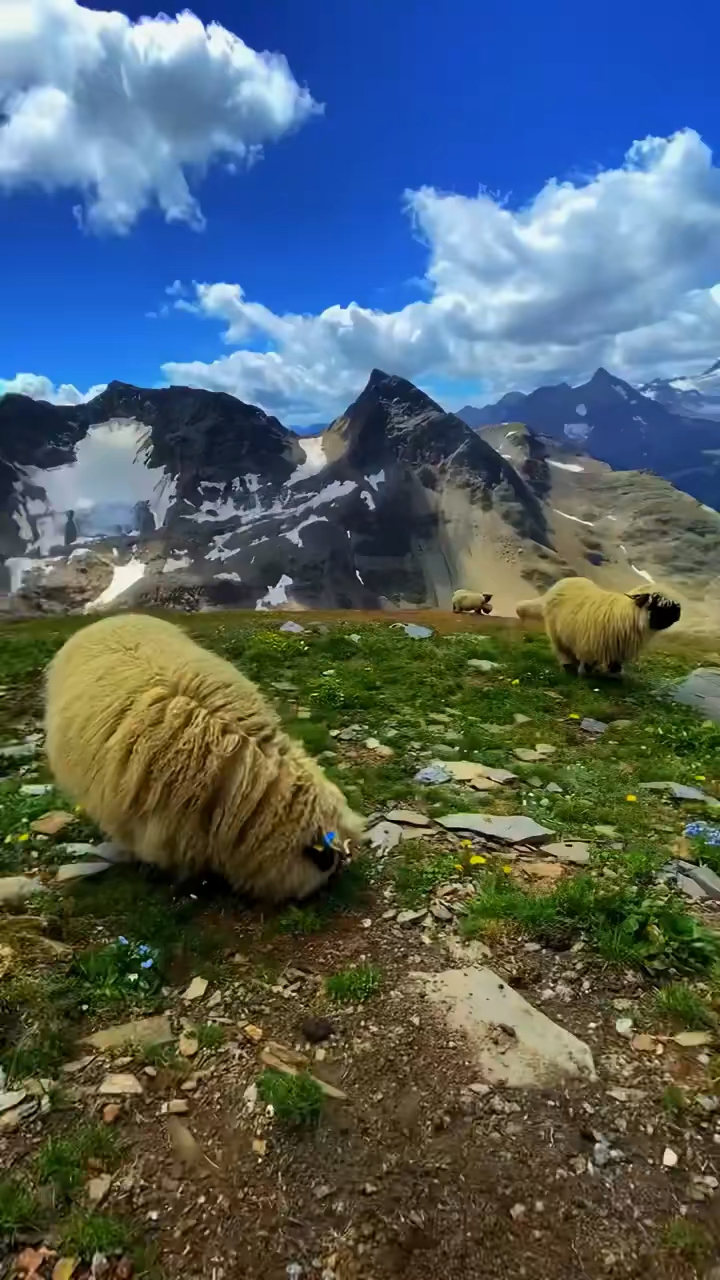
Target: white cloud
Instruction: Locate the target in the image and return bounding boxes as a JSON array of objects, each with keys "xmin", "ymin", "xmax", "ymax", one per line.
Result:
[
  {"xmin": 0, "ymin": 372, "xmax": 106, "ymax": 404},
  {"xmin": 0, "ymin": 0, "xmax": 320, "ymax": 234},
  {"xmin": 162, "ymin": 129, "xmax": 720, "ymax": 421}
]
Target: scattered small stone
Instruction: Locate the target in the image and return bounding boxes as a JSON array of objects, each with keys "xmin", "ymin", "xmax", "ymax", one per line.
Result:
[
  {"xmin": 242, "ymin": 1024, "xmax": 264, "ymax": 1043},
  {"xmin": 98, "ymin": 1073, "xmax": 144, "ymax": 1096},
  {"xmin": 673, "ymin": 1030, "xmax": 714, "ymax": 1047},
  {"xmin": 178, "ymin": 1033, "xmax": 199, "ymax": 1058},
  {"xmin": 513, "ymin": 714, "xmax": 531, "ymax": 725},
  {"xmin": 102, "ymin": 1104, "xmax": 121, "ymax": 1124},
  {"xmin": 313, "ymin": 1184, "xmax": 334, "ymax": 1200},
  {"xmin": 580, "ymin": 718, "xmax": 608, "ymax": 735},
  {"xmin": 167, "ymin": 1116, "xmax": 205, "ymax": 1167},
  {"xmin": 166, "ymin": 1099, "xmax": 189, "ymax": 1114},
  {"xmin": 19, "ymin": 783, "xmax": 53, "ymax": 796},
  {"xmin": 362, "ymin": 1181, "xmax": 379, "ymax": 1195},
  {"xmin": 546, "ymin": 782, "xmax": 563, "ymax": 794},
  {"xmin": 607, "ymin": 1087, "xmax": 647, "ymax": 1103},
  {"xmin": 402, "ymin": 624, "xmax": 433, "ymax": 639},
  {"xmin": 397, "ymin": 909, "xmax": 427, "ymax": 926},
  {"xmin": 430, "ymin": 902, "xmax": 453, "ymax": 922},
  {"xmin": 594, "ymin": 825, "xmax": 618, "ymax": 838},
  {"xmin": 414, "ymin": 764, "xmax": 452, "ymax": 786},
  {"xmin": 662, "ymin": 1147, "xmax": 679, "ymax": 1168},
  {"xmin": 30, "ymin": 809, "xmax": 76, "ymax": 835},
  {"xmin": 252, "ymin": 1137, "xmax": 267, "ymax": 1156},
  {"xmin": 386, "ymin": 809, "xmax": 432, "ymax": 827},
  {"xmin": 183, "ymin": 976, "xmax": 209, "ymax": 1002},
  {"xmin": 510, "ymin": 1203, "xmax": 526, "ymax": 1220},
  {"xmin": 615, "ymin": 1018, "xmax": 633, "ymax": 1038},
  {"xmin": 631, "ymin": 1034, "xmax": 655, "ymax": 1053},
  {"xmin": 301, "ymin": 1017, "xmax": 334, "ymax": 1044},
  {"xmin": 467, "ymin": 659, "xmax": 499, "ymax": 673},
  {"xmin": 279, "ymin": 621, "xmax": 305, "ymax": 633},
  {"xmin": 87, "ymin": 1174, "xmax": 112, "ymax": 1206}
]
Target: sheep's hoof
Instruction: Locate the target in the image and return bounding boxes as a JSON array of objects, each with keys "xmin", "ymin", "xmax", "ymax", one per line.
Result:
[
  {"xmin": 607, "ymin": 662, "xmax": 623, "ymax": 676},
  {"xmin": 562, "ymin": 662, "xmax": 579, "ymax": 675}
]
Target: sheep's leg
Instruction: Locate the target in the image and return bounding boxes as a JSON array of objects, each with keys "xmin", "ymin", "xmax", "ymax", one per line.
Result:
[
  {"xmin": 579, "ymin": 661, "xmax": 597, "ymax": 677},
  {"xmin": 607, "ymin": 661, "xmax": 623, "ymax": 677},
  {"xmin": 552, "ymin": 641, "xmax": 579, "ymax": 675}
]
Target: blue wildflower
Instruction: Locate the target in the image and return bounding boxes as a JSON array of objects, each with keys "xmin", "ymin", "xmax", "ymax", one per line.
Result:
[
  {"xmin": 118, "ymin": 936, "xmax": 129, "ymax": 945},
  {"xmin": 140, "ymin": 958, "xmax": 154, "ymax": 969},
  {"xmin": 137, "ymin": 944, "xmax": 151, "ymax": 954}
]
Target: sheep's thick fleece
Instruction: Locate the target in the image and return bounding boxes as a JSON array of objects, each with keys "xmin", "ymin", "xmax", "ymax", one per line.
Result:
[{"xmin": 44, "ymin": 614, "xmax": 362, "ymax": 901}]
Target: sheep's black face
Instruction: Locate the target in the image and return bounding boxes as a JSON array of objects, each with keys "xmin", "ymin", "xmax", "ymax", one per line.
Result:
[
  {"xmin": 303, "ymin": 841, "xmax": 340, "ymax": 876},
  {"xmin": 647, "ymin": 596, "xmax": 681, "ymax": 631}
]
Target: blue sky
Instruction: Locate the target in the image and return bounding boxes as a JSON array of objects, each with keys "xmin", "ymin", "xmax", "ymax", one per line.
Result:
[{"xmin": 2, "ymin": 0, "xmax": 720, "ymax": 425}]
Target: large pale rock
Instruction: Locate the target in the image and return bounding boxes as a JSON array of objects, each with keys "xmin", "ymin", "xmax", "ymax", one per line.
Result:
[
  {"xmin": 0, "ymin": 875, "xmax": 41, "ymax": 907},
  {"xmin": 436, "ymin": 813, "xmax": 553, "ymax": 844},
  {"xmin": 672, "ymin": 668, "xmax": 720, "ymax": 724},
  {"xmin": 54, "ymin": 861, "xmax": 114, "ymax": 884},
  {"xmin": 413, "ymin": 966, "xmax": 596, "ymax": 1087},
  {"xmin": 83, "ymin": 1015, "xmax": 173, "ymax": 1051}
]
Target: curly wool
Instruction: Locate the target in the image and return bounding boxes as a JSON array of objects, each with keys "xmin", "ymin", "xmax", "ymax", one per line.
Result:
[
  {"xmin": 44, "ymin": 614, "xmax": 363, "ymax": 902},
  {"xmin": 541, "ymin": 577, "xmax": 680, "ymax": 671},
  {"xmin": 515, "ymin": 597, "xmax": 545, "ymax": 622},
  {"xmin": 452, "ymin": 589, "xmax": 493, "ymax": 614}
]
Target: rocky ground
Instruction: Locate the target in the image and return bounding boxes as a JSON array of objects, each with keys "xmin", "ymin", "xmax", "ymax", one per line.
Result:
[{"xmin": 2, "ymin": 612, "xmax": 720, "ymax": 1280}]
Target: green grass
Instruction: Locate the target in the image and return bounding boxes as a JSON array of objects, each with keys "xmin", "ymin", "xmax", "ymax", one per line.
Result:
[
  {"xmin": 662, "ymin": 1218, "xmax": 714, "ymax": 1265},
  {"xmin": 661, "ymin": 1085, "xmax": 688, "ymax": 1120},
  {"xmin": 59, "ymin": 1210, "xmax": 135, "ymax": 1258},
  {"xmin": 257, "ymin": 1069, "xmax": 325, "ymax": 1127},
  {"xmin": 196, "ymin": 1022, "xmax": 226, "ymax": 1051},
  {"xmin": 463, "ymin": 871, "xmax": 720, "ymax": 975},
  {"xmin": 34, "ymin": 1123, "xmax": 122, "ymax": 1204},
  {"xmin": 653, "ymin": 982, "xmax": 717, "ymax": 1029},
  {"xmin": 391, "ymin": 843, "xmax": 461, "ymax": 906},
  {"xmin": 0, "ymin": 1177, "xmax": 42, "ymax": 1238},
  {"xmin": 325, "ymin": 962, "xmax": 383, "ymax": 1003}
]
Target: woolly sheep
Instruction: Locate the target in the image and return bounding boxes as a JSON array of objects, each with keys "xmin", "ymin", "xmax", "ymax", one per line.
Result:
[
  {"xmin": 540, "ymin": 576, "xmax": 681, "ymax": 674},
  {"xmin": 452, "ymin": 589, "xmax": 493, "ymax": 614},
  {"xmin": 515, "ymin": 597, "xmax": 545, "ymax": 623},
  {"xmin": 44, "ymin": 614, "xmax": 363, "ymax": 902}
]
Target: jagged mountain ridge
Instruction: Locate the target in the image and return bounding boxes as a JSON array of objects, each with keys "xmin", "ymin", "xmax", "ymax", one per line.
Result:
[
  {"xmin": 460, "ymin": 366, "xmax": 720, "ymax": 509},
  {"xmin": 1, "ymin": 369, "xmax": 719, "ymax": 624}
]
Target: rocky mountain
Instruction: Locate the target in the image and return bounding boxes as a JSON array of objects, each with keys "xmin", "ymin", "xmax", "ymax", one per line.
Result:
[
  {"xmin": 460, "ymin": 367, "xmax": 720, "ymax": 510},
  {"xmin": 2, "ymin": 370, "xmax": 720, "ymax": 626},
  {"xmin": 639, "ymin": 360, "xmax": 720, "ymax": 422}
]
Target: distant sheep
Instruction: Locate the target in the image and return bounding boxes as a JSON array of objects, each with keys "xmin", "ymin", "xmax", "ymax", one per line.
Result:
[
  {"xmin": 540, "ymin": 576, "xmax": 681, "ymax": 674},
  {"xmin": 452, "ymin": 590, "xmax": 493, "ymax": 615},
  {"xmin": 515, "ymin": 597, "xmax": 545, "ymax": 623},
  {"xmin": 44, "ymin": 614, "xmax": 363, "ymax": 902}
]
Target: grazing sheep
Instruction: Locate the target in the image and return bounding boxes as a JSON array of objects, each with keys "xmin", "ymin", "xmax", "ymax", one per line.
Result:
[
  {"xmin": 515, "ymin": 597, "xmax": 545, "ymax": 623},
  {"xmin": 44, "ymin": 614, "xmax": 363, "ymax": 902},
  {"xmin": 540, "ymin": 576, "xmax": 681, "ymax": 674},
  {"xmin": 452, "ymin": 589, "xmax": 493, "ymax": 615}
]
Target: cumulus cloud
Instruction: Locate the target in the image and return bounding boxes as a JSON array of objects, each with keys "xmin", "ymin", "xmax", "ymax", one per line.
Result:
[
  {"xmin": 162, "ymin": 129, "xmax": 720, "ymax": 421},
  {"xmin": 0, "ymin": 0, "xmax": 320, "ymax": 233},
  {"xmin": 0, "ymin": 372, "xmax": 106, "ymax": 404}
]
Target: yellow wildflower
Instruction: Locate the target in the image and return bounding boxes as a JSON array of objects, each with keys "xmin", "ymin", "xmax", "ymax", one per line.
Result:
[
  {"xmin": 695, "ymin": 775, "xmax": 706, "ymax": 782},
  {"xmin": 460, "ymin": 839, "xmax": 472, "ymax": 848},
  {"xmin": 454, "ymin": 863, "xmax": 464, "ymax": 873},
  {"xmin": 511, "ymin": 679, "xmax": 520, "ymax": 686},
  {"xmin": 568, "ymin": 713, "xmax": 580, "ymax": 720},
  {"xmin": 469, "ymin": 854, "xmax": 486, "ymax": 866},
  {"xmin": 17, "ymin": 832, "xmax": 30, "ymax": 842},
  {"xmin": 625, "ymin": 794, "xmax": 638, "ymax": 803},
  {"xmin": 502, "ymin": 865, "xmax": 512, "ymax": 874}
]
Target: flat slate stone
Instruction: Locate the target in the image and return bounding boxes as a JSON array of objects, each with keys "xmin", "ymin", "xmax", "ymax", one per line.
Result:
[
  {"xmin": 54, "ymin": 861, "xmax": 114, "ymax": 884},
  {"xmin": 541, "ymin": 840, "xmax": 591, "ymax": 865},
  {"xmin": 413, "ymin": 966, "xmax": 596, "ymax": 1087},
  {"xmin": 580, "ymin": 717, "xmax": 608, "ymax": 734},
  {"xmin": 671, "ymin": 668, "xmax": 720, "ymax": 724},
  {"xmin": 83, "ymin": 1015, "xmax": 173, "ymax": 1051},
  {"xmin": 0, "ymin": 875, "xmax": 41, "ymax": 906},
  {"xmin": 436, "ymin": 813, "xmax": 553, "ymax": 844},
  {"xmin": 639, "ymin": 781, "xmax": 719, "ymax": 806}
]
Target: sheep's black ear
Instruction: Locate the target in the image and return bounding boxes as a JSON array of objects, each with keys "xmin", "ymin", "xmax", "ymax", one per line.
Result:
[
  {"xmin": 483, "ymin": 593, "xmax": 493, "ymax": 603},
  {"xmin": 629, "ymin": 592, "xmax": 650, "ymax": 607}
]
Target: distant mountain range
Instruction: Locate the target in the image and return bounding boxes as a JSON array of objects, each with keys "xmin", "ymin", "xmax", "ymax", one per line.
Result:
[
  {"xmin": 459, "ymin": 364, "xmax": 720, "ymax": 509},
  {"xmin": 1, "ymin": 368, "xmax": 719, "ymax": 626}
]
